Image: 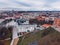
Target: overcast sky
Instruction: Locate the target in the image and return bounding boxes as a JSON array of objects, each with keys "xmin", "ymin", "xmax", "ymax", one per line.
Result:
[{"xmin": 0, "ymin": 0, "xmax": 60, "ymax": 11}]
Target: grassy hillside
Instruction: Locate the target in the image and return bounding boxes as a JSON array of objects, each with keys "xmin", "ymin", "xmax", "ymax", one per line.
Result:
[
  {"xmin": 18, "ymin": 30, "xmax": 43, "ymax": 45},
  {"xmin": 17, "ymin": 27, "xmax": 58, "ymax": 45},
  {"xmin": 38, "ymin": 31, "xmax": 60, "ymax": 45}
]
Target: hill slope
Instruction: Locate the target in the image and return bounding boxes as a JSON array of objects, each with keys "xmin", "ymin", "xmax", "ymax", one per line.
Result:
[
  {"xmin": 18, "ymin": 27, "xmax": 60, "ymax": 45},
  {"xmin": 38, "ymin": 31, "xmax": 60, "ymax": 45}
]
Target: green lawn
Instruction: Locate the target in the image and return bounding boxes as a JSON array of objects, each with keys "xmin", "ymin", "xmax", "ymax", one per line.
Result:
[
  {"xmin": 17, "ymin": 27, "xmax": 57, "ymax": 45},
  {"xmin": 38, "ymin": 30, "xmax": 60, "ymax": 45}
]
